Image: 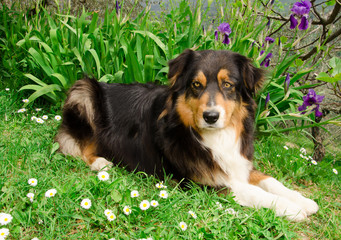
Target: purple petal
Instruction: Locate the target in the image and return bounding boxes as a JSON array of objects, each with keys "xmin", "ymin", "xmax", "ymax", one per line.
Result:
[
  {"xmin": 217, "ymin": 23, "xmax": 232, "ymax": 35},
  {"xmin": 265, "ymin": 93, "xmax": 270, "ymax": 108},
  {"xmin": 291, "ymin": 0, "xmax": 311, "ymax": 16},
  {"xmin": 290, "ymin": 14, "xmax": 298, "ymax": 29},
  {"xmin": 265, "ymin": 37, "xmax": 275, "ymax": 43},
  {"xmin": 316, "ymin": 95, "xmax": 325, "ymax": 103},
  {"xmin": 298, "ymin": 16, "xmax": 309, "ymax": 30},
  {"xmin": 285, "ymin": 73, "xmax": 290, "ymax": 92},
  {"xmin": 222, "ymin": 34, "xmax": 230, "ymax": 44},
  {"xmin": 314, "ymin": 106, "xmax": 323, "ymax": 117},
  {"xmin": 260, "ymin": 50, "xmax": 265, "ymax": 56},
  {"xmin": 214, "ymin": 31, "xmax": 218, "ymax": 40},
  {"xmin": 266, "ymin": 19, "xmax": 271, "ymax": 28},
  {"xmin": 298, "ymin": 104, "xmax": 307, "ymax": 112}
]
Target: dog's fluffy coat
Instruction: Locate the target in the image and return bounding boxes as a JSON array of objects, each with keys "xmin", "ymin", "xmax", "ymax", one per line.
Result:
[{"xmin": 56, "ymin": 49, "xmax": 318, "ymax": 220}]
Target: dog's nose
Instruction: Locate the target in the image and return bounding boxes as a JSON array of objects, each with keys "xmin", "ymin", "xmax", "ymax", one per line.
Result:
[{"xmin": 203, "ymin": 111, "xmax": 220, "ymax": 124}]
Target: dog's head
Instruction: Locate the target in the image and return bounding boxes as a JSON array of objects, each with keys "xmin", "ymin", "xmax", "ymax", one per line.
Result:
[{"xmin": 168, "ymin": 49, "xmax": 264, "ymax": 131}]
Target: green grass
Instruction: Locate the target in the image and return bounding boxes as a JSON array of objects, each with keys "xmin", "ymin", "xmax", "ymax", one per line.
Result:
[{"xmin": 0, "ymin": 89, "xmax": 340, "ymax": 240}]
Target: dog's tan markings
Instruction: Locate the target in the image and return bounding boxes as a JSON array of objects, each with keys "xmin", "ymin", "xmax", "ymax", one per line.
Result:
[
  {"xmin": 82, "ymin": 142, "xmax": 98, "ymax": 165},
  {"xmin": 55, "ymin": 129, "xmax": 82, "ymax": 157},
  {"xmin": 193, "ymin": 71, "xmax": 207, "ymax": 88},
  {"xmin": 248, "ymin": 170, "xmax": 270, "ymax": 186},
  {"xmin": 215, "ymin": 93, "xmax": 236, "ymax": 126},
  {"xmin": 217, "ymin": 69, "xmax": 234, "ymax": 90},
  {"xmin": 169, "ymin": 72, "xmax": 179, "ymax": 87},
  {"xmin": 158, "ymin": 97, "xmax": 172, "ymax": 121},
  {"xmin": 176, "ymin": 93, "xmax": 209, "ymax": 129}
]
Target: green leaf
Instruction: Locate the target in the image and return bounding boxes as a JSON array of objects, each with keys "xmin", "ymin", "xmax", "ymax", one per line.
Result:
[
  {"xmin": 27, "ymin": 84, "xmax": 63, "ymax": 103},
  {"xmin": 28, "ymin": 48, "xmax": 53, "ymax": 76},
  {"xmin": 24, "ymin": 74, "xmax": 48, "ymax": 87},
  {"xmin": 133, "ymin": 30, "xmax": 167, "ymax": 55},
  {"xmin": 111, "ymin": 189, "xmax": 122, "ymax": 203}
]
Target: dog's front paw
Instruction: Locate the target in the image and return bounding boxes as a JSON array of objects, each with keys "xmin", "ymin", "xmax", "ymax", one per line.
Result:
[
  {"xmin": 90, "ymin": 157, "xmax": 113, "ymax": 171},
  {"xmin": 298, "ymin": 197, "xmax": 319, "ymax": 216},
  {"xmin": 274, "ymin": 197, "xmax": 308, "ymax": 221}
]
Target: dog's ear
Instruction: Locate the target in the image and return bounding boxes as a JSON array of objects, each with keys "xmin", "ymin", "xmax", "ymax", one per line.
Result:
[
  {"xmin": 236, "ymin": 54, "xmax": 264, "ymax": 95},
  {"xmin": 168, "ymin": 49, "xmax": 196, "ymax": 89}
]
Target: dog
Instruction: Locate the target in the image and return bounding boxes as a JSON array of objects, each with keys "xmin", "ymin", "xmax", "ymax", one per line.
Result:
[{"xmin": 56, "ymin": 49, "xmax": 318, "ymax": 221}]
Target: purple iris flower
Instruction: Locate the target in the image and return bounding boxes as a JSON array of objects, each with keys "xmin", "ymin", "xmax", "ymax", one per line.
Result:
[
  {"xmin": 289, "ymin": 0, "xmax": 311, "ymax": 30},
  {"xmin": 265, "ymin": 93, "xmax": 270, "ymax": 109},
  {"xmin": 298, "ymin": 89, "xmax": 324, "ymax": 117},
  {"xmin": 266, "ymin": 19, "xmax": 271, "ymax": 28},
  {"xmin": 284, "ymin": 73, "xmax": 290, "ymax": 93},
  {"xmin": 115, "ymin": 1, "xmax": 121, "ymax": 15},
  {"xmin": 265, "ymin": 37, "xmax": 275, "ymax": 43},
  {"xmin": 215, "ymin": 23, "xmax": 232, "ymax": 45},
  {"xmin": 260, "ymin": 52, "xmax": 273, "ymax": 67}
]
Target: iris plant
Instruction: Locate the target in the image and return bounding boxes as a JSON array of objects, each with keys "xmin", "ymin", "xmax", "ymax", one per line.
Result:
[
  {"xmin": 215, "ymin": 23, "xmax": 231, "ymax": 45},
  {"xmin": 289, "ymin": 0, "xmax": 311, "ymax": 30},
  {"xmin": 298, "ymin": 89, "xmax": 324, "ymax": 117}
]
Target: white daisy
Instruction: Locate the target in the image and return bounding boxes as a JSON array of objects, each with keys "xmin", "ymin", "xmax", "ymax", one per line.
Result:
[
  {"xmin": 0, "ymin": 228, "xmax": 9, "ymax": 238},
  {"xmin": 36, "ymin": 118, "xmax": 44, "ymax": 124},
  {"xmin": 32, "ymin": 238, "xmax": 39, "ymax": 240},
  {"xmin": 155, "ymin": 182, "xmax": 167, "ymax": 189},
  {"xmin": 333, "ymin": 168, "xmax": 338, "ymax": 175},
  {"xmin": 179, "ymin": 221, "xmax": 187, "ymax": 231},
  {"xmin": 27, "ymin": 193, "xmax": 34, "ymax": 202},
  {"xmin": 45, "ymin": 189, "xmax": 57, "ymax": 198},
  {"xmin": 108, "ymin": 238, "xmax": 116, "ymax": 240},
  {"xmin": 35, "ymin": 108, "xmax": 42, "ymax": 112},
  {"xmin": 159, "ymin": 190, "xmax": 168, "ymax": 199},
  {"xmin": 97, "ymin": 171, "xmax": 109, "ymax": 181},
  {"xmin": 130, "ymin": 190, "xmax": 139, "ymax": 198},
  {"xmin": 283, "ymin": 146, "xmax": 289, "ymax": 150},
  {"xmin": 80, "ymin": 199, "xmax": 92, "ymax": 209},
  {"xmin": 42, "ymin": 115, "xmax": 48, "ymax": 120},
  {"xmin": 5, "ymin": 88, "xmax": 10, "ymax": 91},
  {"xmin": 150, "ymin": 200, "xmax": 159, "ymax": 207},
  {"xmin": 276, "ymin": 154, "xmax": 280, "ymax": 157},
  {"xmin": 107, "ymin": 213, "xmax": 116, "ymax": 221},
  {"xmin": 123, "ymin": 206, "xmax": 132, "ymax": 215},
  {"xmin": 0, "ymin": 213, "xmax": 13, "ymax": 226},
  {"xmin": 31, "ymin": 116, "xmax": 37, "ymax": 121},
  {"xmin": 54, "ymin": 115, "xmax": 62, "ymax": 121},
  {"xmin": 311, "ymin": 160, "xmax": 317, "ymax": 165},
  {"xmin": 139, "ymin": 200, "xmax": 150, "ymax": 210},
  {"xmin": 188, "ymin": 210, "xmax": 197, "ymax": 219},
  {"xmin": 22, "ymin": 99, "xmax": 29, "ymax": 103},
  {"xmin": 216, "ymin": 201, "xmax": 223, "ymax": 209},
  {"xmin": 300, "ymin": 147, "xmax": 307, "ymax": 155},
  {"xmin": 28, "ymin": 178, "xmax": 38, "ymax": 187},
  {"xmin": 104, "ymin": 209, "xmax": 113, "ymax": 217},
  {"xmin": 17, "ymin": 108, "xmax": 26, "ymax": 113},
  {"xmin": 225, "ymin": 208, "xmax": 237, "ymax": 215}
]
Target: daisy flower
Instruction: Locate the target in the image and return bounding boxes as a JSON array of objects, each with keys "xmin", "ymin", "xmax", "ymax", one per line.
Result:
[
  {"xmin": 22, "ymin": 99, "xmax": 29, "ymax": 103},
  {"xmin": 17, "ymin": 108, "xmax": 26, "ymax": 113},
  {"xmin": 45, "ymin": 189, "xmax": 57, "ymax": 198},
  {"xmin": 27, "ymin": 193, "xmax": 34, "ymax": 202},
  {"xmin": 104, "ymin": 209, "xmax": 113, "ymax": 216},
  {"xmin": 28, "ymin": 178, "xmax": 38, "ymax": 187},
  {"xmin": 0, "ymin": 213, "xmax": 13, "ymax": 226},
  {"xmin": 283, "ymin": 146, "xmax": 289, "ymax": 150},
  {"xmin": 155, "ymin": 182, "xmax": 167, "ymax": 189},
  {"xmin": 42, "ymin": 115, "xmax": 48, "ymax": 120},
  {"xmin": 151, "ymin": 200, "xmax": 159, "ymax": 207},
  {"xmin": 276, "ymin": 154, "xmax": 281, "ymax": 157},
  {"xmin": 216, "ymin": 201, "xmax": 223, "ymax": 209},
  {"xmin": 32, "ymin": 238, "xmax": 39, "ymax": 240},
  {"xmin": 139, "ymin": 200, "xmax": 150, "ymax": 210},
  {"xmin": 179, "ymin": 221, "xmax": 187, "ymax": 231},
  {"xmin": 333, "ymin": 168, "xmax": 338, "ymax": 175},
  {"xmin": 107, "ymin": 213, "xmax": 116, "ymax": 221},
  {"xmin": 225, "ymin": 208, "xmax": 237, "ymax": 215},
  {"xmin": 123, "ymin": 206, "xmax": 132, "ymax": 215},
  {"xmin": 35, "ymin": 108, "xmax": 42, "ymax": 112},
  {"xmin": 36, "ymin": 118, "xmax": 44, "ymax": 124},
  {"xmin": 311, "ymin": 160, "xmax": 317, "ymax": 165},
  {"xmin": 54, "ymin": 115, "xmax": 62, "ymax": 121},
  {"xmin": 5, "ymin": 88, "xmax": 10, "ymax": 91},
  {"xmin": 97, "ymin": 171, "xmax": 110, "ymax": 181},
  {"xmin": 159, "ymin": 190, "xmax": 168, "ymax": 199},
  {"xmin": 80, "ymin": 199, "xmax": 92, "ymax": 209},
  {"xmin": 130, "ymin": 190, "xmax": 139, "ymax": 198},
  {"xmin": 300, "ymin": 147, "xmax": 307, "ymax": 155},
  {"xmin": 0, "ymin": 228, "xmax": 9, "ymax": 238},
  {"xmin": 188, "ymin": 210, "xmax": 197, "ymax": 219},
  {"xmin": 31, "ymin": 116, "xmax": 37, "ymax": 121}
]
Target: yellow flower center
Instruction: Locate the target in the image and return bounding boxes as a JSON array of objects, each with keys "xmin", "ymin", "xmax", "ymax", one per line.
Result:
[
  {"xmin": 85, "ymin": 202, "xmax": 88, "ymax": 206},
  {"xmin": 143, "ymin": 204, "xmax": 147, "ymax": 207},
  {"xmin": 1, "ymin": 232, "xmax": 4, "ymax": 235},
  {"xmin": 50, "ymin": 193, "xmax": 53, "ymax": 196},
  {"xmin": 4, "ymin": 218, "xmax": 8, "ymax": 221},
  {"xmin": 110, "ymin": 215, "xmax": 114, "ymax": 219}
]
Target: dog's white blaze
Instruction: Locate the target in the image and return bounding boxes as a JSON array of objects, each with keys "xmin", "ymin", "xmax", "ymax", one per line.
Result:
[{"xmin": 201, "ymin": 127, "xmax": 252, "ymax": 184}]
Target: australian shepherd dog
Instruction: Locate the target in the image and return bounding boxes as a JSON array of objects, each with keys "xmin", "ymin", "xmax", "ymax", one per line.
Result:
[{"xmin": 56, "ymin": 49, "xmax": 318, "ymax": 221}]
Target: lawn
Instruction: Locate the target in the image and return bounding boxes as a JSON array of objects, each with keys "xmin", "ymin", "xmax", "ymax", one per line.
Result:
[{"xmin": 0, "ymin": 88, "xmax": 340, "ymax": 240}]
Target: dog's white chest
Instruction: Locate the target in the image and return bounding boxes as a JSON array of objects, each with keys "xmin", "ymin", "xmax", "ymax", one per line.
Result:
[{"xmin": 201, "ymin": 128, "xmax": 252, "ymax": 183}]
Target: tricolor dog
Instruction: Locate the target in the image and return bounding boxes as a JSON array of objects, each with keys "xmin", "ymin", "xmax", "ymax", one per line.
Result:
[{"xmin": 56, "ymin": 49, "xmax": 318, "ymax": 221}]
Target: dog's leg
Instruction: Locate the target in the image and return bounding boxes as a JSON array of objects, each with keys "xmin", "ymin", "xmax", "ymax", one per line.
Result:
[
  {"xmin": 228, "ymin": 179, "xmax": 308, "ymax": 221},
  {"xmin": 249, "ymin": 170, "xmax": 318, "ymax": 216},
  {"xmin": 82, "ymin": 143, "xmax": 113, "ymax": 171}
]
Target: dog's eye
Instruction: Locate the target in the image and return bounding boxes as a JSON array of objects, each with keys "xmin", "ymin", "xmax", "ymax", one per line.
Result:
[
  {"xmin": 192, "ymin": 81, "xmax": 202, "ymax": 89},
  {"xmin": 223, "ymin": 82, "xmax": 232, "ymax": 89}
]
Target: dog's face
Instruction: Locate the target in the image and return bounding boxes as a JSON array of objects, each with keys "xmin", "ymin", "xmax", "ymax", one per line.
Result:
[{"xmin": 168, "ymin": 49, "xmax": 263, "ymax": 131}]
